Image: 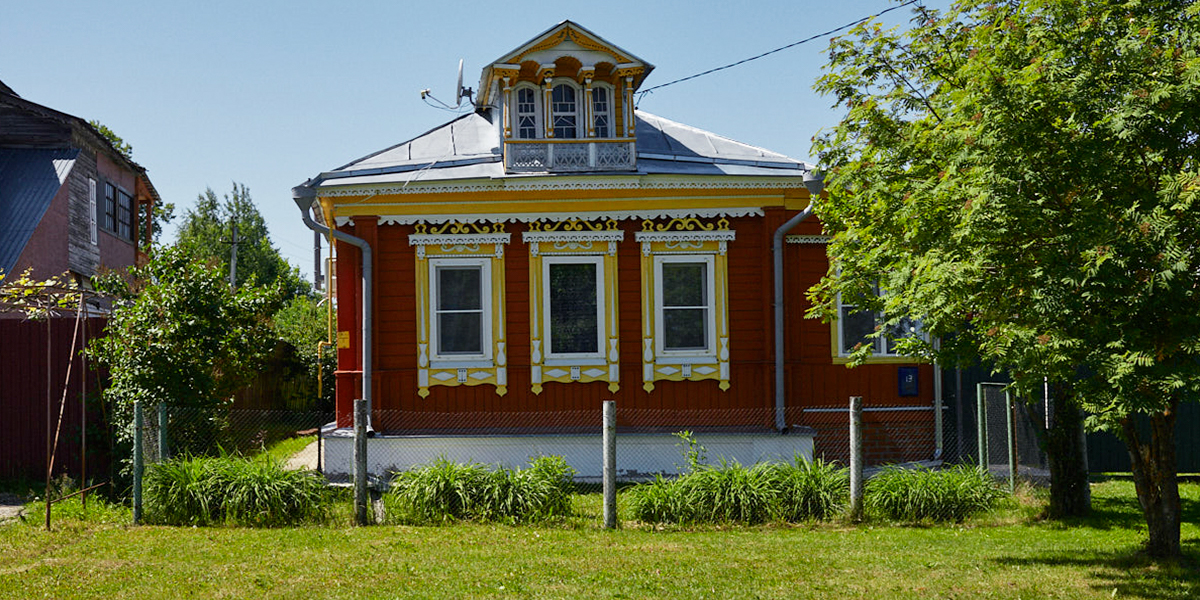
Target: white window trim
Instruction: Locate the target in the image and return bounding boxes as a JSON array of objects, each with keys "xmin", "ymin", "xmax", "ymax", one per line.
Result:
[
  {"xmin": 429, "ymin": 257, "xmax": 493, "ymax": 364},
  {"xmin": 542, "ymin": 255, "xmax": 605, "ymax": 361},
  {"xmin": 653, "ymin": 255, "xmax": 717, "ymax": 359},
  {"xmin": 589, "ymin": 83, "xmax": 615, "ymax": 139},
  {"xmin": 512, "ymin": 83, "xmax": 542, "ymax": 140},
  {"xmin": 88, "ymin": 178, "xmax": 97, "ymax": 246}
]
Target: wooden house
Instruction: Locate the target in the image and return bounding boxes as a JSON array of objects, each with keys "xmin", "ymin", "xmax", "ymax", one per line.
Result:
[{"xmin": 295, "ymin": 22, "xmax": 939, "ymax": 477}]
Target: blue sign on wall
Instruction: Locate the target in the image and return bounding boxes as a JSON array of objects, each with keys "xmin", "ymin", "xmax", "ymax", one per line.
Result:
[{"xmin": 898, "ymin": 366, "xmax": 919, "ymax": 397}]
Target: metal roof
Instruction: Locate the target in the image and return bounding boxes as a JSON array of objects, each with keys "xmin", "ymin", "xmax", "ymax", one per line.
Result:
[
  {"xmin": 315, "ymin": 109, "xmax": 808, "ymax": 189},
  {"xmin": 0, "ymin": 148, "xmax": 78, "ymax": 276}
]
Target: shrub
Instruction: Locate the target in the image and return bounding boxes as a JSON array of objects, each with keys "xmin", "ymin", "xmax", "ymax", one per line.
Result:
[
  {"xmin": 771, "ymin": 456, "xmax": 849, "ymax": 521},
  {"xmin": 386, "ymin": 456, "xmax": 576, "ymax": 525},
  {"xmin": 865, "ymin": 464, "xmax": 1005, "ymax": 523},
  {"xmin": 626, "ymin": 460, "xmax": 783, "ymax": 525},
  {"xmin": 144, "ymin": 454, "xmax": 328, "ymax": 526}
]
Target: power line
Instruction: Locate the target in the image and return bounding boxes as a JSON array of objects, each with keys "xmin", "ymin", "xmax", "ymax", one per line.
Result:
[{"xmin": 635, "ymin": 0, "xmax": 921, "ymax": 106}]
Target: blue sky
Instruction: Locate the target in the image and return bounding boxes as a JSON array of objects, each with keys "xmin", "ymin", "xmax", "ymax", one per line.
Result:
[{"xmin": 2, "ymin": 0, "xmax": 946, "ymax": 281}]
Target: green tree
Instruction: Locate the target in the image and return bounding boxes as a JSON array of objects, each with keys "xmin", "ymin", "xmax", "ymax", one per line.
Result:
[
  {"xmin": 88, "ymin": 246, "xmax": 283, "ymax": 451},
  {"xmin": 273, "ymin": 295, "xmax": 336, "ymax": 410},
  {"xmin": 810, "ymin": 0, "xmax": 1199, "ymax": 558},
  {"xmin": 175, "ymin": 183, "xmax": 309, "ymax": 299}
]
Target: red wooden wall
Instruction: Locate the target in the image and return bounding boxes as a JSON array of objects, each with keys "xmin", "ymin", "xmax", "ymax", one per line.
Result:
[{"xmin": 333, "ymin": 208, "xmax": 934, "ymax": 434}]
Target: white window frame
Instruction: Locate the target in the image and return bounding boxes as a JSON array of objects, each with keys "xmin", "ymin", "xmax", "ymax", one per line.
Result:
[
  {"xmin": 88, "ymin": 178, "xmax": 98, "ymax": 245},
  {"xmin": 550, "ymin": 81, "xmax": 582, "ymax": 139},
  {"xmin": 542, "ymin": 255, "xmax": 605, "ymax": 362},
  {"xmin": 590, "ymin": 83, "xmax": 614, "ymax": 138},
  {"xmin": 653, "ymin": 255, "xmax": 717, "ymax": 360},
  {"xmin": 512, "ymin": 83, "xmax": 542, "ymax": 140},
  {"xmin": 429, "ymin": 257, "xmax": 493, "ymax": 363},
  {"xmin": 835, "ymin": 289, "xmax": 925, "ymax": 359}
]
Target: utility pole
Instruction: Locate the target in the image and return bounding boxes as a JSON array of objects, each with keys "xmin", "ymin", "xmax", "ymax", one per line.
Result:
[{"xmin": 228, "ymin": 222, "xmax": 239, "ymax": 289}]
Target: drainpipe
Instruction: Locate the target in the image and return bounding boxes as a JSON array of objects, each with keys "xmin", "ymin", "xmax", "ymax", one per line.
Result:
[
  {"xmin": 772, "ymin": 169, "xmax": 824, "ymax": 431},
  {"xmin": 293, "ymin": 180, "xmax": 373, "ymax": 432}
]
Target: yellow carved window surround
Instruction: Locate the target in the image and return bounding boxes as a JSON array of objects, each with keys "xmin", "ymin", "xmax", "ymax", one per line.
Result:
[
  {"xmin": 523, "ymin": 219, "xmax": 623, "ymax": 394},
  {"xmin": 410, "ymin": 222, "xmax": 511, "ymax": 398},
  {"xmin": 635, "ymin": 218, "xmax": 734, "ymax": 392}
]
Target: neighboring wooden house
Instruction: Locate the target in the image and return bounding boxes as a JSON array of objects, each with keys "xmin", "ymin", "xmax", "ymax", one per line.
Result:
[
  {"xmin": 0, "ymin": 81, "xmax": 159, "ymax": 480},
  {"xmin": 295, "ymin": 22, "xmax": 938, "ymax": 477},
  {"xmin": 0, "ymin": 80, "xmax": 159, "ymax": 291}
]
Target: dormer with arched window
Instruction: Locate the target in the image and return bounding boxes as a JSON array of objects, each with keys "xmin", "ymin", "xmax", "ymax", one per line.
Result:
[{"xmin": 476, "ymin": 21, "xmax": 653, "ymax": 173}]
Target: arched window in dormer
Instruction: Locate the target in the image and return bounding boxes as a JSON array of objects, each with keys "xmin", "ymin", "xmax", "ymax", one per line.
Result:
[
  {"xmin": 515, "ymin": 86, "xmax": 540, "ymax": 140},
  {"xmin": 551, "ymin": 83, "xmax": 579, "ymax": 139},
  {"xmin": 591, "ymin": 85, "xmax": 613, "ymax": 138}
]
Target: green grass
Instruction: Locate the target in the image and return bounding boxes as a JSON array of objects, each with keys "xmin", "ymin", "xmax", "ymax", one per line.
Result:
[
  {"xmin": 385, "ymin": 456, "xmax": 575, "ymax": 524},
  {"xmin": 1, "ymin": 481, "xmax": 1199, "ymax": 599},
  {"xmin": 866, "ymin": 464, "xmax": 1005, "ymax": 522}
]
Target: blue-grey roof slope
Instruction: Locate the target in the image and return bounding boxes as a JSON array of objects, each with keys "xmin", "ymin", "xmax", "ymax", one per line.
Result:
[
  {"xmin": 315, "ymin": 110, "xmax": 808, "ymax": 188},
  {"xmin": 0, "ymin": 148, "xmax": 78, "ymax": 276}
]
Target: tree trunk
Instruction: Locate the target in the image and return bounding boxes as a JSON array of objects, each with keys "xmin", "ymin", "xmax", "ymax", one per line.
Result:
[
  {"xmin": 1122, "ymin": 397, "xmax": 1181, "ymax": 560},
  {"xmin": 1045, "ymin": 389, "xmax": 1091, "ymax": 518}
]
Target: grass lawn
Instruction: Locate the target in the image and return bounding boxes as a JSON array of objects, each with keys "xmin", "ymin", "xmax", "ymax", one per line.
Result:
[{"xmin": 1, "ymin": 480, "xmax": 1197, "ymax": 599}]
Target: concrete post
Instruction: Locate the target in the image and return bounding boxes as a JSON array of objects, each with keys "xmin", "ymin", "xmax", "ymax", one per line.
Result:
[
  {"xmin": 849, "ymin": 396, "xmax": 863, "ymax": 521},
  {"xmin": 602, "ymin": 400, "xmax": 616, "ymax": 529},
  {"xmin": 132, "ymin": 401, "xmax": 143, "ymax": 525},
  {"xmin": 354, "ymin": 398, "xmax": 369, "ymax": 526},
  {"xmin": 157, "ymin": 403, "xmax": 168, "ymax": 462}
]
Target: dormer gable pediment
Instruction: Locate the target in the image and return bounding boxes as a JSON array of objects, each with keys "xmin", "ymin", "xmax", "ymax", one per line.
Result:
[{"xmin": 479, "ymin": 21, "xmax": 653, "ymax": 104}]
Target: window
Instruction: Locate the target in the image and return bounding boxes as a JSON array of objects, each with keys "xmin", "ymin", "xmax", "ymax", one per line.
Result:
[
  {"xmin": 104, "ymin": 183, "xmax": 117, "ymax": 233},
  {"xmin": 544, "ymin": 256, "xmax": 603, "ymax": 358},
  {"xmin": 636, "ymin": 218, "xmax": 734, "ymax": 392},
  {"xmin": 410, "ymin": 223, "xmax": 510, "ymax": 397},
  {"xmin": 515, "ymin": 86, "xmax": 539, "ymax": 139},
  {"xmin": 591, "ymin": 86, "xmax": 611, "ymax": 138},
  {"xmin": 117, "ymin": 188, "xmax": 133, "ymax": 241},
  {"xmin": 551, "ymin": 84, "xmax": 578, "ymax": 138},
  {"xmin": 431, "ymin": 260, "xmax": 490, "ymax": 358},
  {"xmin": 656, "ymin": 257, "xmax": 715, "ymax": 355},
  {"xmin": 523, "ymin": 221, "xmax": 623, "ymax": 394},
  {"xmin": 835, "ymin": 288, "xmax": 924, "ymax": 360}
]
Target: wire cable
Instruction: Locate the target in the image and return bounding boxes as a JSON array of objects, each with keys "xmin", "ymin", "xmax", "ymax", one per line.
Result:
[{"xmin": 635, "ymin": 0, "xmax": 921, "ymax": 106}]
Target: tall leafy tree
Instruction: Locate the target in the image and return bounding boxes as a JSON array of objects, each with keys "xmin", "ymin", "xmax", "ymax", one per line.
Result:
[
  {"xmin": 89, "ymin": 246, "xmax": 283, "ymax": 450},
  {"xmin": 810, "ymin": 0, "xmax": 1200, "ymax": 558},
  {"xmin": 175, "ymin": 183, "xmax": 309, "ymax": 299}
]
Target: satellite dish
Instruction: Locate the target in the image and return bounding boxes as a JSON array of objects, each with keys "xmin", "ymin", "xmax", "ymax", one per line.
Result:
[{"xmin": 455, "ymin": 59, "xmax": 465, "ymax": 107}]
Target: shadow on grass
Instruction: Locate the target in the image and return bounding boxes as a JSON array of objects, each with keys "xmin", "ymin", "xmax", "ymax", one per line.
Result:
[
  {"xmin": 1039, "ymin": 495, "xmax": 1200, "ymax": 532},
  {"xmin": 994, "ymin": 540, "xmax": 1200, "ymax": 599}
]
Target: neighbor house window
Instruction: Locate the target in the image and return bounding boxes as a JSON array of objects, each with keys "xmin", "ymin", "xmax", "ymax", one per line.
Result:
[
  {"xmin": 636, "ymin": 218, "xmax": 734, "ymax": 392},
  {"xmin": 104, "ymin": 183, "xmax": 117, "ymax": 233},
  {"xmin": 523, "ymin": 222, "xmax": 623, "ymax": 394},
  {"xmin": 117, "ymin": 188, "xmax": 134, "ymax": 241}
]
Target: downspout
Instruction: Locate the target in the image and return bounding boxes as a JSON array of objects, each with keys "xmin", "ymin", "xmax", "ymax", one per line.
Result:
[
  {"xmin": 772, "ymin": 169, "xmax": 824, "ymax": 432},
  {"xmin": 293, "ymin": 180, "xmax": 373, "ymax": 432}
]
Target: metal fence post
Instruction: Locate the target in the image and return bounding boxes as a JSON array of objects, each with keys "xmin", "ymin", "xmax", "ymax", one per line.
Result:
[
  {"xmin": 354, "ymin": 398, "xmax": 369, "ymax": 526},
  {"xmin": 977, "ymin": 382, "xmax": 988, "ymax": 469},
  {"xmin": 849, "ymin": 396, "xmax": 863, "ymax": 521},
  {"xmin": 157, "ymin": 403, "xmax": 168, "ymax": 462},
  {"xmin": 602, "ymin": 400, "xmax": 616, "ymax": 529},
  {"xmin": 1006, "ymin": 390, "xmax": 1016, "ymax": 492},
  {"xmin": 132, "ymin": 401, "xmax": 143, "ymax": 525}
]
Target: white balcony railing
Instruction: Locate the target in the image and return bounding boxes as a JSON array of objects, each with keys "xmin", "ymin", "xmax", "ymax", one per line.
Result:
[{"xmin": 505, "ymin": 139, "xmax": 636, "ymax": 173}]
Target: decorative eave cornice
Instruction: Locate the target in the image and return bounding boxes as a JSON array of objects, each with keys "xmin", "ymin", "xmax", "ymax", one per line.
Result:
[
  {"xmin": 785, "ymin": 235, "xmax": 831, "ymax": 244},
  {"xmin": 317, "ymin": 177, "xmax": 804, "ymax": 198},
  {"xmin": 338, "ymin": 207, "xmax": 764, "ymax": 227}
]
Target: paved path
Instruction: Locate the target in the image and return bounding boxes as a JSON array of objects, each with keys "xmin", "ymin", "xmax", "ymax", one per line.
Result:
[
  {"xmin": 285, "ymin": 440, "xmax": 319, "ymax": 471},
  {"xmin": 0, "ymin": 494, "xmax": 24, "ymax": 525}
]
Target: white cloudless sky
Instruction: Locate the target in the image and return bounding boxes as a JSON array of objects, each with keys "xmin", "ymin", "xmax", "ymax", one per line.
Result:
[{"xmin": 2, "ymin": 0, "xmax": 947, "ymax": 281}]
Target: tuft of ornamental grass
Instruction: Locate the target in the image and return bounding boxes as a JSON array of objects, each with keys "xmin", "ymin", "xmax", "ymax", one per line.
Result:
[
  {"xmin": 625, "ymin": 456, "xmax": 849, "ymax": 525},
  {"xmin": 385, "ymin": 456, "xmax": 576, "ymax": 525},
  {"xmin": 144, "ymin": 454, "xmax": 329, "ymax": 527},
  {"xmin": 865, "ymin": 464, "xmax": 1006, "ymax": 523},
  {"xmin": 771, "ymin": 456, "xmax": 850, "ymax": 521}
]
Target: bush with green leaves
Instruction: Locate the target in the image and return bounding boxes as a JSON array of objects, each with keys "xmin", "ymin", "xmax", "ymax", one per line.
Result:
[
  {"xmin": 865, "ymin": 465, "xmax": 1004, "ymax": 523},
  {"xmin": 625, "ymin": 456, "xmax": 849, "ymax": 525},
  {"xmin": 385, "ymin": 456, "xmax": 575, "ymax": 525},
  {"xmin": 144, "ymin": 454, "xmax": 328, "ymax": 527}
]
